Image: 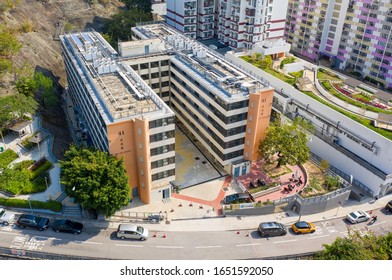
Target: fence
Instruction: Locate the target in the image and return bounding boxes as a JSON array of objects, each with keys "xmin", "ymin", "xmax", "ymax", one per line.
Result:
[{"xmin": 0, "ymin": 246, "xmax": 106, "ymax": 260}]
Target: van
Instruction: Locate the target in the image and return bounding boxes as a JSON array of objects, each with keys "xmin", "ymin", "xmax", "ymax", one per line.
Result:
[
  {"xmin": 258, "ymin": 222, "xmax": 287, "ymax": 237},
  {"xmin": 116, "ymin": 224, "xmax": 149, "ymax": 241}
]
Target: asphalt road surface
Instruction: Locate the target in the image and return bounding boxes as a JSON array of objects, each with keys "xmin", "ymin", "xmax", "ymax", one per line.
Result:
[{"xmin": 0, "ymin": 210, "xmax": 391, "ymax": 259}]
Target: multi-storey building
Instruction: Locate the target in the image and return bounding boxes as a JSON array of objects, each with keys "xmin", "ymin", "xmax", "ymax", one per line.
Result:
[
  {"xmin": 217, "ymin": 0, "xmax": 288, "ymax": 50},
  {"xmin": 166, "ymin": 0, "xmax": 215, "ymax": 39},
  {"xmin": 61, "ymin": 24, "xmax": 274, "ymax": 204},
  {"xmin": 60, "ymin": 32, "xmax": 176, "ymax": 204},
  {"xmin": 285, "ymin": 0, "xmax": 392, "ymax": 89}
]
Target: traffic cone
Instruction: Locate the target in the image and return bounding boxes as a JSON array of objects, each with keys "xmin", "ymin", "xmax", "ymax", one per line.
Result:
[
  {"xmin": 236, "ymin": 230, "xmax": 240, "ymax": 235},
  {"xmin": 178, "ymin": 203, "xmax": 182, "ymax": 207},
  {"xmin": 369, "ymin": 210, "xmax": 373, "ymax": 215},
  {"xmin": 199, "ymin": 205, "xmax": 203, "ymax": 209},
  {"xmin": 153, "ymin": 233, "xmax": 157, "ymax": 238},
  {"xmin": 246, "ymin": 232, "xmax": 249, "ymax": 237},
  {"xmin": 189, "ymin": 203, "xmax": 193, "ymax": 207},
  {"xmin": 170, "ymin": 208, "xmax": 174, "ymax": 212},
  {"xmin": 162, "ymin": 233, "xmax": 166, "ymax": 238}
]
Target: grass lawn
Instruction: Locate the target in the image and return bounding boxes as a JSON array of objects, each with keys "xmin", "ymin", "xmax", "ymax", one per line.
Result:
[
  {"xmin": 302, "ymin": 91, "xmax": 392, "ymax": 140},
  {"xmin": 317, "ymin": 69, "xmax": 342, "ymax": 82},
  {"xmin": 0, "ymin": 149, "xmax": 18, "ymax": 169}
]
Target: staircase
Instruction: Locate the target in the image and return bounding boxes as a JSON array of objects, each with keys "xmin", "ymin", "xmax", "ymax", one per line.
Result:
[
  {"xmin": 62, "ymin": 205, "xmax": 83, "ymax": 218},
  {"xmin": 55, "ymin": 191, "xmax": 67, "ymax": 202}
]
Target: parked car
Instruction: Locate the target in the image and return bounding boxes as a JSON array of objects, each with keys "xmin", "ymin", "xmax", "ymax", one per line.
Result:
[
  {"xmin": 385, "ymin": 200, "xmax": 392, "ymax": 213},
  {"xmin": 16, "ymin": 214, "xmax": 50, "ymax": 231},
  {"xmin": 52, "ymin": 219, "xmax": 83, "ymax": 234},
  {"xmin": 346, "ymin": 211, "xmax": 370, "ymax": 224},
  {"xmin": 258, "ymin": 222, "xmax": 287, "ymax": 237},
  {"xmin": 291, "ymin": 221, "xmax": 316, "ymax": 234},
  {"xmin": 116, "ymin": 224, "xmax": 149, "ymax": 241},
  {"xmin": 0, "ymin": 208, "xmax": 15, "ymax": 226},
  {"xmin": 222, "ymin": 193, "xmax": 252, "ymax": 204}
]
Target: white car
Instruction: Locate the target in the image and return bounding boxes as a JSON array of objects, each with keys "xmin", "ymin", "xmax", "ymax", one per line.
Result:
[
  {"xmin": 346, "ymin": 211, "xmax": 371, "ymax": 224},
  {"xmin": 0, "ymin": 208, "xmax": 15, "ymax": 226}
]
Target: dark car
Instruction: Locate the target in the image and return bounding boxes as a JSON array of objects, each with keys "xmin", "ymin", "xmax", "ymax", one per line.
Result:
[
  {"xmin": 385, "ymin": 200, "xmax": 392, "ymax": 213},
  {"xmin": 52, "ymin": 219, "xmax": 83, "ymax": 234},
  {"xmin": 222, "ymin": 193, "xmax": 252, "ymax": 204},
  {"xmin": 258, "ymin": 222, "xmax": 287, "ymax": 238},
  {"xmin": 16, "ymin": 214, "xmax": 50, "ymax": 231}
]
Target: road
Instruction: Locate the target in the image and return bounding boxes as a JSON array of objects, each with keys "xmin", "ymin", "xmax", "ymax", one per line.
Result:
[{"xmin": 0, "ymin": 210, "xmax": 391, "ymax": 259}]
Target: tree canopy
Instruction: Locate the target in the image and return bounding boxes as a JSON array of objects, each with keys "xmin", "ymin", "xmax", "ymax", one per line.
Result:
[
  {"xmin": 121, "ymin": 0, "xmax": 152, "ymax": 13},
  {"xmin": 258, "ymin": 117, "xmax": 313, "ymax": 167},
  {"xmin": 60, "ymin": 145, "xmax": 130, "ymax": 216},
  {"xmin": 104, "ymin": 8, "xmax": 152, "ymax": 46},
  {"xmin": 0, "ymin": 94, "xmax": 38, "ymax": 129},
  {"xmin": 315, "ymin": 229, "xmax": 392, "ymax": 260}
]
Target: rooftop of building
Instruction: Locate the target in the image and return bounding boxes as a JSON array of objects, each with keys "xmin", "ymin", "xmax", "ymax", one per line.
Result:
[
  {"xmin": 61, "ymin": 31, "xmax": 172, "ymax": 123},
  {"xmin": 132, "ymin": 23, "xmax": 270, "ymax": 100}
]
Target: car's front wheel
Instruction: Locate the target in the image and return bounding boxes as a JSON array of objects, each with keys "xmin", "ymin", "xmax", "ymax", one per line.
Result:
[
  {"xmin": 120, "ymin": 236, "xmax": 125, "ymax": 240},
  {"xmin": 3, "ymin": 222, "xmax": 9, "ymax": 226},
  {"xmin": 140, "ymin": 237, "xmax": 146, "ymax": 241}
]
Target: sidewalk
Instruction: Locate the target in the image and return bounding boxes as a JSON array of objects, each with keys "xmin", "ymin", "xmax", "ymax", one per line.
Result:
[{"xmin": 102, "ymin": 194, "xmax": 391, "ymax": 232}]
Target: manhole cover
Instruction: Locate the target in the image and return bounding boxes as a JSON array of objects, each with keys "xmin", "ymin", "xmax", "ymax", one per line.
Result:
[
  {"xmin": 202, "ymin": 161, "xmax": 207, "ymax": 164},
  {"xmin": 195, "ymin": 157, "xmax": 200, "ymax": 160},
  {"xmin": 223, "ymin": 187, "xmax": 228, "ymax": 191}
]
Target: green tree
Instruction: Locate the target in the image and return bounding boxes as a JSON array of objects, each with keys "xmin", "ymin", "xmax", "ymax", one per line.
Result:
[
  {"xmin": 260, "ymin": 55, "xmax": 273, "ymax": 69},
  {"xmin": 0, "ymin": 94, "xmax": 38, "ymax": 129},
  {"xmin": 34, "ymin": 72, "xmax": 58, "ymax": 108},
  {"xmin": 121, "ymin": 0, "xmax": 152, "ymax": 13},
  {"xmin": 60, "ymin": 146, "xmax": 130, "ymax": 216},
  {"xmin": 0, "ymin": 24, "xmax": 21, "ymax": 75},
  {"xmin": 105, "ymin": 9, "xmax": 152, "ymax": 46},
  {"xmin": 315, "ymin": 229, "xmax": 392, "ymax": 260},
  {"xmin": 16, "ymin": 70, "xmax": 58, "ymax": 108},
  {"xmin": 259, "ymin": 117, "xmax": 313, "ymax": 168}
]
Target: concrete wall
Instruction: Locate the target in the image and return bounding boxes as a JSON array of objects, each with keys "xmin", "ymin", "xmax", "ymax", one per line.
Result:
[{"xmin": 283, "ymin": 62, "xmax": 304, "ymax": 74}]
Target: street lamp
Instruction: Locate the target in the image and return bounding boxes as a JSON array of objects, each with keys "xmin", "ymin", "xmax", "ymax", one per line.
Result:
[
  {"xmin": 27, "ymin": 198, "xmax": 32, "ymax": 213},
  {"xmin": 35, "ymin": 135, "xmax": 42, "ymax": 158},
  {"xmin": 335, "ymin": 201, "xmax": 342, "ymax": 216},
  {"xmin": 44, "ymin": 176, "xmax": 48, "ymax": 191}
]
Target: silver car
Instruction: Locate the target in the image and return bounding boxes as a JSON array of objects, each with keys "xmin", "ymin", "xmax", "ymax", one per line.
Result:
[
  {"xmin": 116, "ymin": 224, "xmax": 149, "ymax": 241},
  {"xmin": 0, "ymin": 208, "xmax": 15, "ymax": 226},
  {"xmin": 346, "ymin": 211, "xmax": 370, "ymax": 224}
]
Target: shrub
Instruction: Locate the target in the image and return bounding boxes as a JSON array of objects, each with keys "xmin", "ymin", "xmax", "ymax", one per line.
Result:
[
  {"xmin": 0, "ymin": 197, "xmax": 62, "ymax": 212},
  {"xmin": 13, "ymin": 160, "xmax": 34, "ymax": 171},
  {"xmin": 19, "ymin": 20, "xmax": 33, "ymax": 33},
  {"xmin": 30, "ymin": 160, "xmax": 52, "ymax": 180},
  {"xmin": 0, "ymin": 149, "xmax": 18, "ymax": 169},
  {"xmin": 280, "ymin": 57, "xmax": 296, "ymax": 69}
]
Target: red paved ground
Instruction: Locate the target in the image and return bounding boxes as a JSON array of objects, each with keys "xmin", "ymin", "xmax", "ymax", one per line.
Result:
[
  {"xmin": 172, "ymin": 176, "xmax": 232, "ymax": 214},
  {"xmin": 172, "ymin": 160, "xmax": 308, "ymax": 213}
]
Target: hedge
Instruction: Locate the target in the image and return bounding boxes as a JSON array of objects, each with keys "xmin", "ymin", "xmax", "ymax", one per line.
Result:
[
  {"xmin": 30, "ymin": 160, "xmax": 53, "ymax": 181},
  {"xmin": 0, "ymin": 198, "xmax": 62, "ymax": 212}
]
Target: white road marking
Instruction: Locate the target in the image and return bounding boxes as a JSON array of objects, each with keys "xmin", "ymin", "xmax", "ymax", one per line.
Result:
[
  {"xmin": 308, "ymin": 234, "xmax": 330, "ymax": 239},
  {"xmin": 273, "ymin": 239, "xmax": 298, "ymax": 244},
  {"xmin": 368, "ymin": 221, "xmax": 387, "ymax": 227},
  {"xmin": 74, "ymin": 241, "xmax": 102, "ymax": 245},
  {"xmin": 115, "ymin": 244, "xmax": 144, "ymax": 248},
  {"xmin": 236, "ymin": 243, "xmax": 260, "ymax": 247},
  {"xmin": 0, "ymin": 231, "xmax": 18, "ymax": 236},
  {"xmin": 195, "ymin": 246, "xmax": 222, "ymax": 249},
  {"xmin": 156, "ymin": 246, "xmax": 184, "ymax": 249},
  {"xmin": 35, "ymin": 236, "xmax": 61, "ymax": 241}
]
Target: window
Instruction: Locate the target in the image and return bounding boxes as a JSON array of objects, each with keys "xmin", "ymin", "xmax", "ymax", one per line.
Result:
[
  {"xmin": 140, "ymin": 63, "xmax": 148, "ymax": 70},
  {"xmin": 151, "ymin": 61, "xmax": 159, "ymax": 68}
]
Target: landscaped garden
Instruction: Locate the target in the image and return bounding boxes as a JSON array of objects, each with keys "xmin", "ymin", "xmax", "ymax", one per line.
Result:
[
  {"xmin": 0, "ymin": 156, "xmax": 53, "ymax": 195},
  {"xmin": 240, "ymin": 53, "xmax": 392, "ymax": 141},
  {"xmin": 0, "ymin": 149, "xmax": 18, "ymax": 170}
]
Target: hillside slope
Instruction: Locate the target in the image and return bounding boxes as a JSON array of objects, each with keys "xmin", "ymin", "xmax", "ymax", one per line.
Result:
[{"xmin": 1, "ymin": 0, "xmax": 124, "ymax": 158}]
